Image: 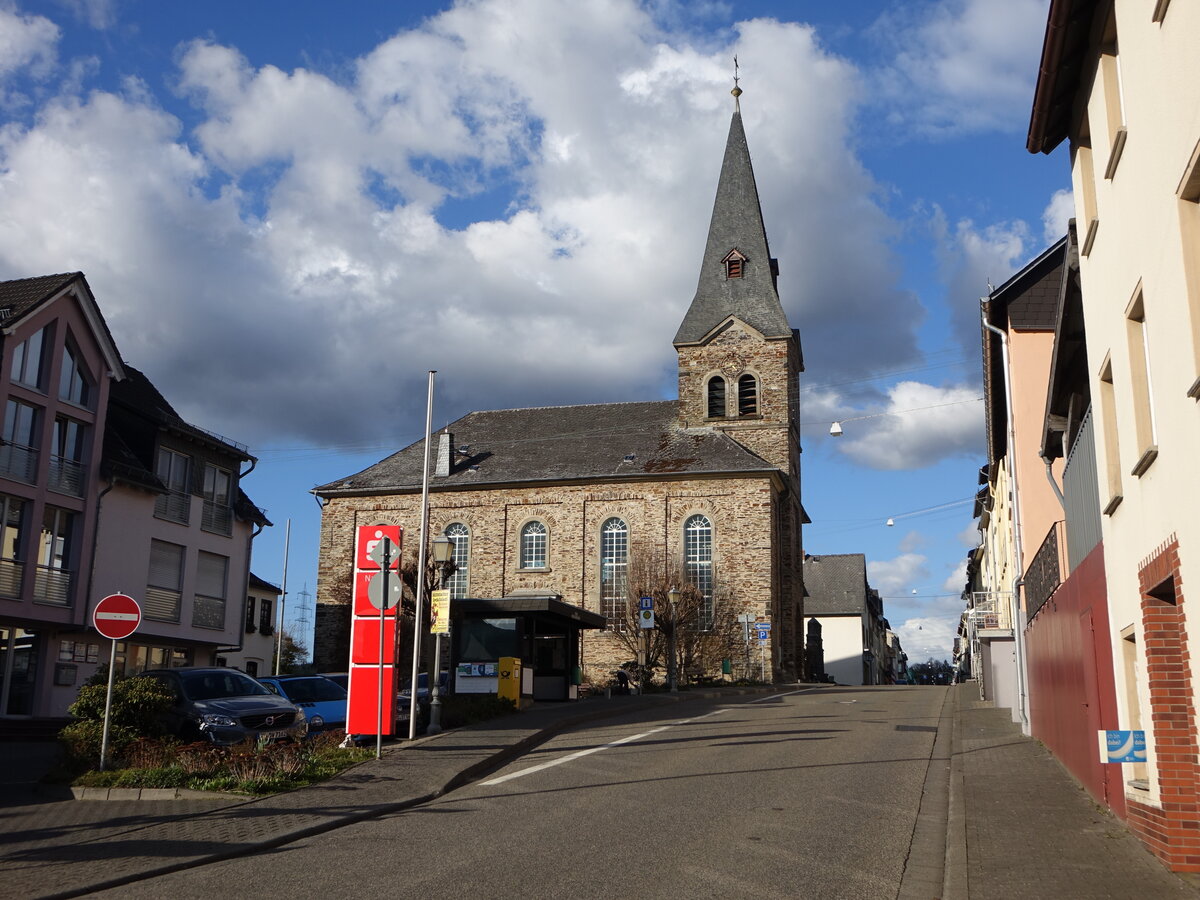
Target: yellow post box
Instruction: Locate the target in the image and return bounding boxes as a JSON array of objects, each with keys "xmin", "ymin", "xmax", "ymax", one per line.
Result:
[{"xmin": 497, "ymin": 656, "xmax": 521, "ymax": 704}]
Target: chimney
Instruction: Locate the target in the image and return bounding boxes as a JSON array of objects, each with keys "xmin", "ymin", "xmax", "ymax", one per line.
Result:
[{"xmin": 435, "ymin": 431, "xmax": 453, "ymax": 478}]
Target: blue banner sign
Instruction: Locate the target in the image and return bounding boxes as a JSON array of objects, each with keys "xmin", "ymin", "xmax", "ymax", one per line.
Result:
[{"xmin": 1099, "ymin": 730, "xmax": 1146, "ymax": 764}]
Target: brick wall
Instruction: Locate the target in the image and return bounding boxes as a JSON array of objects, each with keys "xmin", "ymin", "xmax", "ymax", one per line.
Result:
[{"xmin": 1127, "ymin": 536, "xmax": 1200, "ymax": 872}]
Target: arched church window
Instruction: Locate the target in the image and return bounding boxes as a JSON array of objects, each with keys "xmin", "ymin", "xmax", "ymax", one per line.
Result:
[
  {"xmin": 738, "ymin": 374, "xmax": 758, "ymax": 416},
  {"xmin": 445, "ymin": 522, "xmax": 470, "ymax": 599},
  {"xmin": 600, "ymin": 517, "xmax": 628, "ymax": 630},
  {"xmin": 520, "ymin": 520, "xmax": 548, "ymax": 569},
  {"xmin": 707, "ymin": 376, "xmax": 726, "ymax": 418},
  {"xmin": 684, "ymin": 514, "xmax": 713, "ymax": 629}
]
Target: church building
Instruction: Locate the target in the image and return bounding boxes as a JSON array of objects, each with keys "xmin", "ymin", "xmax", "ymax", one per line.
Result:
[{"xmin": 312, "ymin": 93, "xmax": 808, "ymax": 685}]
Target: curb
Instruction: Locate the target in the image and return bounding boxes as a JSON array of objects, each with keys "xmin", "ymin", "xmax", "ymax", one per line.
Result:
[
  {"xmin": 69, "ymin": 786, "xmax": 247, "ymax": 802},
  {"xmin": 943, "ymin": 684, "xmax": 968, "ymax": 900}
]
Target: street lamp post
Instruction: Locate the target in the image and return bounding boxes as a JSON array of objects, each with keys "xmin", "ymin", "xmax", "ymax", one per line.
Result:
[{"xmin": 426, "ymin": 532, "xmax": 455, "ymax": 735}]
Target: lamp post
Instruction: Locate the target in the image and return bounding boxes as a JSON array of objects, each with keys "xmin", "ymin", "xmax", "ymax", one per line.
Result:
[
  {"xmin": 426, "ymin": 532, "xmax": 454, "ymax": 735},
  {"xmin": 667, "ymin": 586, "xmax": 680, "ymax": 692}
]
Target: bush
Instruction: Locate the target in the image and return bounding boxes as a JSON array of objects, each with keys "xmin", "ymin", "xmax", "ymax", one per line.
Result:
[
  {"xmin": 59, "ymin": 674, "xmax": 174, "ymax": 767},
  {"xmin": 70, "ymin": 731, "xmax": 370, "ymax": 795}
]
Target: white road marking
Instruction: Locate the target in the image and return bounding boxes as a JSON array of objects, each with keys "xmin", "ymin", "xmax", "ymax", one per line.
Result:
[{"xmin": 481, "ymin": 708, "xmax": 732, "ymax": 786}]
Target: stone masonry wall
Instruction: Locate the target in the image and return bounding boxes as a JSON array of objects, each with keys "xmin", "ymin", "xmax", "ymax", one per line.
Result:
[{"xmin": 314, "ymin": 474, "xmax": 785, "ymax": 680}]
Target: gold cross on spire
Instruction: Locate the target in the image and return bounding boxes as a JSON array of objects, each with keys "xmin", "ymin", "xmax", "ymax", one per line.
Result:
[{"xmin": 732, "ymin": 55, "xmax": 742, "ymax": 109}]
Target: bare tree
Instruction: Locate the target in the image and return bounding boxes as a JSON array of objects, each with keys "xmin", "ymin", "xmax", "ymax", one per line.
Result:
[{"xmin": 608, "ymin": 545, "xmax": 736, "ymax": 690}]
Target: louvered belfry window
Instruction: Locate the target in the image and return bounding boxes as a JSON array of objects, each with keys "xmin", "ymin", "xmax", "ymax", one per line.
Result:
[
  {"xmin": 738, "ymin": 374, "xmax": 758, "ymax": 416},
  {"xmin": 707, "ymin": 376, "xmax": 726, "ymax": 418}
]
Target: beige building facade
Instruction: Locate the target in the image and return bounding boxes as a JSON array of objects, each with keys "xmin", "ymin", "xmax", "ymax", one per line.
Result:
[{"xmin": 1028, "ymin": 0, "xmax": 1200, "ymax": 870}]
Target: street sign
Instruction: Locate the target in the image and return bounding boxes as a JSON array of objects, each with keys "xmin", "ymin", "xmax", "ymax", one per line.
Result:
[
  {"xmin": 92, "ymin": 593, "xmax": 141, "ymax": 640},
  {"xmin": 756, "ymin": 627, "xmax": 770, "ymax": 641},
  {"xmin": 366, "ymin": 569, "xmax": 404, "ymax": 611},
  {"xmin": 639, "ymin": 608, "xmax": 655, "ymax": 629},
  {"xmin": 756, "ymin": 621, "xmax": 772, "ymax": 630},
  {"xmin": 430, "ymin": 589, "xmax": 450, "ymax": 634},
  {"xmin": 639, "ymin": 596, "xmax": 654, "ymax": 610}
]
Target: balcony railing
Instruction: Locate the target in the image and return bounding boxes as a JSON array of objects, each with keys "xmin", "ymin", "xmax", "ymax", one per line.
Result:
[
  {"xmin": 0, "ymin": 443, "xmax": 39, "ymax": 484},
  {"xmin": 0, "ymin": 557, "xmax": 23, "ymax": 598},
  {"xmin": 48, "ymin": 455, "xmax": 85, "ymax": 497},
  {"xmin": 154, "ymin": 490, "xmax": 191, "ymax": 524},
  {"xmin": 201, "ymin": 501, "xmax": 233, "ymax": 536},
  {"xmin": 34, "ymin": 565, "xmax": 72, "ymax": 606},
  {"xmin": 1026, "ymin": 521, "xmax": 1067, "ymax": 620},
  {"xmin": 969, "ymin": 591, "xmax": 1014, "ymax": 631}
]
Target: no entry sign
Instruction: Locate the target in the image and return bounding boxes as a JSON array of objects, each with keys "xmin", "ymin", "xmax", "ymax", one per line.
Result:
[{"xmin": 92, "ymin": 593, "xmax": 142, "ymax": 640}]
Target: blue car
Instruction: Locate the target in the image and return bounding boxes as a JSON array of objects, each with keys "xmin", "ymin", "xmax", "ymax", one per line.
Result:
[{"xmin": 258, "ymin": 675, "xmax": 347, "ymax": 734}]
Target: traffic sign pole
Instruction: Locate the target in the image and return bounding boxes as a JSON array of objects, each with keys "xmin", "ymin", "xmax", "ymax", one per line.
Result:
[{"xmin": 92, "ymin": 593, "xmax": 141, "ymax": 771}]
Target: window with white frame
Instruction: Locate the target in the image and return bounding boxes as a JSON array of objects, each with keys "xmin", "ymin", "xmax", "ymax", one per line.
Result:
[
  {"xmin": 201, "ymin": 464, "xmax": 233, "ymax": 535},
  {"xmin": 600, "ymin": 517, "xmax": 628, "ymax": 629},
  {"xmin": 445, "ymin": 523, "xmax": 470, "ymax": 599},
  {"xmin": 684, "ymin": 514, "xmax": 714, "ymax": 629},
  {"xmin": 520, "ymin": 520, "xmax": 548, "ymax": 569}
]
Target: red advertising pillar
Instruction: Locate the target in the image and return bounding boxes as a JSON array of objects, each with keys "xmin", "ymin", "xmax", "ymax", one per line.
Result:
[{"xmin": 347, "ymin": 524, "xmax": 403, "ymax": 736}]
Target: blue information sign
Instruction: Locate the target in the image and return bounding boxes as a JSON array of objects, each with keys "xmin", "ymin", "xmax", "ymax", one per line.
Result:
[
  {"xmin": 1100, "ymin": 730, "xmax": 1146, "ymax": 763},
  {"xmin": 639, "ymin": 596, "xmax": 653, "ymax": 610}
]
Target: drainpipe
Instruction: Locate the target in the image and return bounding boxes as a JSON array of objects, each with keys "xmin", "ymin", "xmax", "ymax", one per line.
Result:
[
  {"xmin": 1042, "ymin": 454, "xmax": 1066, "ymax": 512},
  {"xmin": 982, "ymin": 303, "xmax": 1030, "ymax": 733}
]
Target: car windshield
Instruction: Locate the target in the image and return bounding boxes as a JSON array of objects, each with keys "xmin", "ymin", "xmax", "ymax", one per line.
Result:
[
  {"xmin": 278, "ymin": 678, "xmax": 346, "ymax": 702},
  {"xmin": 181, "ymin": 670, "xmax": 271, "ymax": 701}
]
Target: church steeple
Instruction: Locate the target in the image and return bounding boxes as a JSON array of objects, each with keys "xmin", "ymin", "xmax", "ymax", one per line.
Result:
[{"xmin": 674, "ymin": 107, "xmax": 792, "ymax": 346}]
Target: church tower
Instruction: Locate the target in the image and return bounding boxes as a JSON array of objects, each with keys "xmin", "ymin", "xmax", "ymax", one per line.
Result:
[
  {"xmin": 674, "ymin": 96, "xmax": 803, "ymax": 486},
  {"xmin": 674, "ymin": 90, "xmax": 806, "ymax": 680}
]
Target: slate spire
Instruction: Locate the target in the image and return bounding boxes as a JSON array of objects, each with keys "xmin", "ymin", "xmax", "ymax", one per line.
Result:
[{"xmin": 674, "ymin": 105, "xmax": 792, "ymax": 345}]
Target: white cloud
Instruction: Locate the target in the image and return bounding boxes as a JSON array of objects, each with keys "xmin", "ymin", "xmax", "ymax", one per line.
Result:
[
  {"xmin": 870, "ymin": 0, "xmax": 1048, "ymax": 137},
  {"xmin": 867, "ymin": 551, "xmax": 929, "ymax": 599},
  {"xmin": 898, "ymin": 530, "xmax": 927, "ymax": 553},
  {"xmin": 932, "ymin": 206, "xmax": 1029, "ymax": 354},
  {"xmin": 836, "ymin": 380, "xmax": 983, "ymax": 470},
  {"xmin": 0, "ymin": 6, "xmax": 58, "ymax": 93},
  {"xmin": 895, "ymin": 616, "xmax": 957, "ymax": 664},
  {"xmin": 1042, "ymin": 187, "xmax": 1073, "ymax": 244},
  {"xmin": 0, "ymin": 1, "xmax": 929, "ymax": 449},
  {"xmin": 941, "ymin": 557, "xmax": 968, "ymax": 593},
  {"xmin": 956, "ymin": 521, "xmax": 982, "ymax": 548}
]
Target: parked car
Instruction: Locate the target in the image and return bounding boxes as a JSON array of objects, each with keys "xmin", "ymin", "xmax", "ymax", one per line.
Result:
[
  {"xmin": 138, "ymin": 667, "xmax": 306, "ymax": 745},
  {"xmin": 258, "ymin": 675, "xmax": 347, "ymax": 733},
  {"xmin": 319, "ymin": 672, "xmax": 348, "ymax": 691},
  {"xmin": 398, "ymin": 671, "xmax": 449, "ymax": 702}
]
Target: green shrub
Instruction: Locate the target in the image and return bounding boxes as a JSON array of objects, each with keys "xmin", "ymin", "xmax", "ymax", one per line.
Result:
[{"xmin": 59, "ymin": 674, "xmax": 174, "ymax": 767}]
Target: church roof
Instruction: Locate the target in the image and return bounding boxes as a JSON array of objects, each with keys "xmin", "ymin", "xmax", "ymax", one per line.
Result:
[
  {"xmin": 314, "ymin": 400, "xmax": 779, "ymax": 495},
  {"xmin": 674, "ymin": 110, "xmax": 793, "ymax": 345}
]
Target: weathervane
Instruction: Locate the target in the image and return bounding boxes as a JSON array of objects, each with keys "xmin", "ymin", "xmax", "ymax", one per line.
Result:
[{"xmin": 732, "ymin": 55, "xmax": 742, "ymax": 110}]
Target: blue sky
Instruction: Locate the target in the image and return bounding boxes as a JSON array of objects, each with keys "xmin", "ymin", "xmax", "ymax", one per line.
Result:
[{"xmin": 1, "ymin": 0, "xmax": 1067, "ymax": 664}]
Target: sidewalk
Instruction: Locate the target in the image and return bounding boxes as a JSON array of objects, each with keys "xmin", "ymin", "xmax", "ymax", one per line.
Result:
[{"xmin": 945, "ymin": 681, "xmax": 1199, "ymax": 899}]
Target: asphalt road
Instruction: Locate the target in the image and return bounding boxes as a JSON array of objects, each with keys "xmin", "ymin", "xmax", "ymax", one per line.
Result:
[{"xmin": 94, "ymin": 685, "xmax": 947, "ymax": 899}]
